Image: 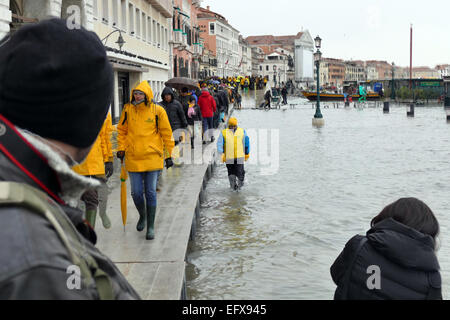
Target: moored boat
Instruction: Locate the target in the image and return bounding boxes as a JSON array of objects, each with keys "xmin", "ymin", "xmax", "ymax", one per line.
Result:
[{"xmin": 302, "ymin": 91, "xmax": 381, "ymax": 102}]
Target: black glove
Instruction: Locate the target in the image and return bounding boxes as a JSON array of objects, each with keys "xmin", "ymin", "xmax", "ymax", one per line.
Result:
[
  {"xmin": 104, "ymin": 162, "xmax": 114, "ymax": 178},
  {"xmin": 165, "ymin": 158, "xmax": 174, "ymax": 169},
  {"xmin": 117, "ymin": 151, "xmax": 125, "ymax": 161}
]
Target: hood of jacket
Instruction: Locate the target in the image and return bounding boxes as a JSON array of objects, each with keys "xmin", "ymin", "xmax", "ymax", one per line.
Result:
[
  {"xmin": 0, "ymin": 129, "xmax": 99, "ymax": 208},
  {"xmin": 367, "ymin": 218, "xmax": 440, "ymax": 272},
  {"xmin": 200, "ymin": 90, "xmax": 211, "ymax": 98},
  {"xmin": 161, "ymin": 87, "xmax": 175, "ymax": 102},
  {"xmin": 131, "ymin": 81, "xmax": 154, "ymax": 105}
]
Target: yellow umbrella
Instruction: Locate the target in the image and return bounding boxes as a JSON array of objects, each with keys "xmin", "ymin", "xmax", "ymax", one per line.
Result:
[{"xmin": 120, "ymin": 161, "xmax": 128, "ymax": 232}]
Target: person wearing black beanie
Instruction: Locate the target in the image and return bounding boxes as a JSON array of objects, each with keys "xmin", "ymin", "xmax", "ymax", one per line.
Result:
[
  {"xmin": 0, "ymin": 18, "xmax": 113, "ymax": 150},
  {"xmin": 0, "ymin": 19, "xmax": 140, "ymax": 299}
]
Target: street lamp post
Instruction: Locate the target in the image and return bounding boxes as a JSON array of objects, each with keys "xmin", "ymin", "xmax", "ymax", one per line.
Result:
[
  {"xmin": 391, "ymin": 62, "xmax": 396, "ymax": 100},
  {"xmin": 273, "ymin": 65, "xmax": 277, "ymax": 85},
  {"xmin": 102, "ymin": 28, "xmax": 126, "ymax": 52},
  {"xmin": 313, "ymin": 36, "xmax": 324, "ymax": 127}
]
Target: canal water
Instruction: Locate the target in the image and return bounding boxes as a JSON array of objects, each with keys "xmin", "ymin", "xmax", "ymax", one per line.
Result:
[{"xmin": 186, "ymin": 91, "xmax": 450, "ymax": 300}]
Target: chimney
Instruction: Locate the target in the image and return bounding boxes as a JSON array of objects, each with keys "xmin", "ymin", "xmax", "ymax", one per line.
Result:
[{"xmin": 207, "ymin": 6, "xmax": 210, "ymax": 11}]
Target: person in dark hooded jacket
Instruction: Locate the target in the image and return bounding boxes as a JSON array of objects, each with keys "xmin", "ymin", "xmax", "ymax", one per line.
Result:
[
  {"xmin": 183, "ymin": 96, "xmax": 203, "ymax": 149},
  {"xmin": 160, "ymin": 87, "xmax": 188, "ymax": 143},
  {"xmin": 331, "ymin": 198, "xmax": 442, "ymax": 300}
]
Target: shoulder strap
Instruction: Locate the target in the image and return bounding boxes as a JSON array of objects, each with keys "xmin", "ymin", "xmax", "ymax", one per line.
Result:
[
  {"xmin": 341, "ymin": 237, "xmax": 368, "ymax": 299},
  {"xmin": 0, "ymin": 182, "xmax": 114, "ymax": 300}
]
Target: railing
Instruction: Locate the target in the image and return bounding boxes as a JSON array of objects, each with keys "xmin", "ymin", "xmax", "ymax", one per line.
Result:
[
  {"xmin": 171, "ymin": 29, "xmax": 182, "ymax": 46},
  {"xmin": 193, "ymin": 43, "xmax": 202, "ymax": 56}
]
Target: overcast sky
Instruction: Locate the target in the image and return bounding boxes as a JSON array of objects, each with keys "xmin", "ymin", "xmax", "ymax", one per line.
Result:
[{"xmin": 201, "ymin": 0, "xmax": 449, "ymax": 68}]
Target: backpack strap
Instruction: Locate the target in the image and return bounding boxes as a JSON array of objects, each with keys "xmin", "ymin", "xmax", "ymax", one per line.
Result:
[
  {"xmin": 0, "ymin": 182, "xmax": 114, "ymax": 300},
  {"xmin": 341, "ymin": 237, "xmax": 368, "ymax": 299}
]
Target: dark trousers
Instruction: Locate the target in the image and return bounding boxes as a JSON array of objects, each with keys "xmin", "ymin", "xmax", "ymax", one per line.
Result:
[
  {"xmin": 202, "ymin": 117, "xmax": 213, "ymax": 133},
  {"xmin": 282, "ymin": 94, "xmax": 287, "ymax": 104},
  {"xmin": 226, "ymin": 160, "xmax": 245, "ymax": 182},
  {"xmin": 213, "ymin": 112, "xmax": 220, "ymax": 128}
]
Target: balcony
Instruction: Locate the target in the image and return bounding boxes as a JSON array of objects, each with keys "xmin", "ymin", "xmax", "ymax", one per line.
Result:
[
  {"xmin": 171, "ymin": 29, "xmax": 183, "ymax": 46},
  {"xmin": 147, "ymin": 0, "xmax": 173, "ymax": 18},
  {"xmin": 193, "ymin": 43, "xmax": 202, "ymax": 57}
]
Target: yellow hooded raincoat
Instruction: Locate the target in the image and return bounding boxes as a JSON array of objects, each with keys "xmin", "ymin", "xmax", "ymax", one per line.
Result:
[
  {"xmin": 73, "ymin": 113, "xmax": 113, "ymax": 176},
  {"xmin": 117, "ymin": 81, "xmax": 175, "ymax": 173}
]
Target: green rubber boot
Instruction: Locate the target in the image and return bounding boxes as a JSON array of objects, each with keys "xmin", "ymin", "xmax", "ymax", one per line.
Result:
[
  {"xmin": 136, "ymin": 202, "xmax": 146, "ymax": 232},
  {"xmin": 146, "ymin": 206, "xmax": 157, "ymax": 240},
  {"xmin": 85, "ymin": 209, "xmax": 97, "ymax": 229},
  {"xmin": 99, "ymin": 212, "xmax": 111, "ymax": 229},
  {"xmin": 98, "ymin": 181, "xmax": 111, "ymax": 229}
]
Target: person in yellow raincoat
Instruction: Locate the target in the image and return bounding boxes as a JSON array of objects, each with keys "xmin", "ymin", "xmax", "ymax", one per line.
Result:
[
  {"xmin": 73, "ymin": 113, "xmax": 114, "ymax": 229},
  {"xmin": 117, "ymin": 81, "xmax": 175, "ymax": 240},
  {"xmin": 217, "ymin": 117, "xmax": 250, "ymax": 191},
  {"xmin": 98, "ymin": 112, "xmax": 114, "ymax": 229}
]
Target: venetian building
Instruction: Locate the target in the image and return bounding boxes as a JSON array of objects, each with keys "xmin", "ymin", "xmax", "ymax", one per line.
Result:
[{"xmin": 1, "ymin": 1, "xmax": 173, "ymax": 124}]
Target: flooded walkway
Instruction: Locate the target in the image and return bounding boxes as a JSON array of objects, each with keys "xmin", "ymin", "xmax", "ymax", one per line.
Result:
[{"xmin": 186, "ymin": 91, "xmax": 450, "ymax": 299}]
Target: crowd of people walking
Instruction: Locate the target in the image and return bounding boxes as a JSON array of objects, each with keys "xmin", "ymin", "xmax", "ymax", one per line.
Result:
[{"xmin": 0, "ymin": 19, "xmax": 444, "ymax": 301}]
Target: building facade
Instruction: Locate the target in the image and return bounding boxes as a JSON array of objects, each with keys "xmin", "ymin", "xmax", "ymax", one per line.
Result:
[
  {"xmin": 198, "ymin": 47, "xmax": 217, "ymax": 78},
  {"xmin": 2, "ymin": 0, "xmax": 173, "ymax": 124},
  {"xmin": 238, "ymin": 35, "xmax": 252, "ymax": 75},
  {"xmin": 319, "ymin": 58, "xmax": 345, "ymax": 88},
  {"xmin": 366, "ymin": 65, "xmax": 378, "ymax": 81},
  {"xmin": 436, "ymin": 64, "xmax": 450, "ymax": 78},
  {"xmin": 197, "ymin": 5, "xmax": 239, "ymax": 78},
  {"xmin": 258, "ymin": 48, "xmax": 293, "ymax": 85},
  {"xmin": 344, "ymin": 61, "xmax": 366, "ymax": 83},
  {"xmin": 319, "ymin": 60, "xmax": 329, "ymax": 88},
  {"xmin": 412, "ymin": 66, "xmax": 440, "ymax": 79},
  {"xmin": 93, "ymin": 0, "xmax": 172, "ymax": 123},
  {"xmin": 245, "ymin": 31, "xmax": 313, "ymax": 85},
  {"xmin": 251, "ymin": 46, "xmax": 264, "ymax": 76},
  {"xmin": 170, "ymin": 0, "xmax": 202, "ymax": 79},
  {"xmin": 293, "ymin": 31, "xmax": 314, "ymax": 85},
  {"xmin": 366, "ymin": 60, "xmax": 393, "ymax": 80},
  {"xmin": 1, "ymin": 0, "xmax": 95, "ymax": 40}
]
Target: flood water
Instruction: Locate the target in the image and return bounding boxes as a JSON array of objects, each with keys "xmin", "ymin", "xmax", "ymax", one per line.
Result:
[{"xmin": 186, "ymin": 90, "xmax": 450, "ymax": 300}]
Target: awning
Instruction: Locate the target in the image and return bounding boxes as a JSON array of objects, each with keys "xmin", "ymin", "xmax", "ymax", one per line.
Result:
[{"xmin": 110, "ymin": 61, "xmax": 149, "ymax": 73}]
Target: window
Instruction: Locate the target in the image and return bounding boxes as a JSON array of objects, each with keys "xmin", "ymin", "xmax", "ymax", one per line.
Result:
[
  {"xmin": 147, "ymin": 17, "xmax": 151, "ymax": 42},
  {"xmin": 102, "ymin": 0, "xmax": 109, "ymax": 23},
  {"xmin": 209, "ymin": 23, "xmax": 215, "ymax": 35},
  {"xmin": 136, "ymin": 9, "xmax": 140, "ymax": 38},
  {"xmin": 157, "ymin": 23, "xmax": 160, "ymax": 47},
  {"xmin": 93, "ymin": 0, "xmax": 98, "ymax": 18},
  {"xmin": 121, "ymin": 0, "xmax": 127, "ymax": 30},
  {"xmin": 266, "ymin": 65, "xmax": 269, "ymax": 71},
  {"xmin": 142, "ymin": 13, "xmax": 146, "ymax": 42},
  {"xmin": 112, "ymin": 0, "xmax": 118, "ymax": 26},
  {"xmin": 153, "ymin": 20, "xmax": 156, "ymax": 45},
  {"xmin": 163, "ymin": 27, "xmax": 166, "ymax": 50},
  {"xmin": 165, "ymin": 28, "xmax": 168, "ymax": 50},
  {"xmin": 128, "ymin": 4, "xmax": 133, "ymax": 35}
]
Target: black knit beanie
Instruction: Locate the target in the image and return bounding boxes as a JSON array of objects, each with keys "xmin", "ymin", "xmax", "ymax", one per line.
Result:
[{"xmin": 0, "ymin": 19, "xmax": 113, "ymax": 148}]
